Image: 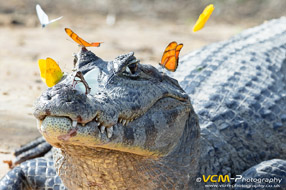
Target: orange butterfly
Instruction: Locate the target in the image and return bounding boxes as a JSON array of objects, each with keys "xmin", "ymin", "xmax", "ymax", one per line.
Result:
[
  {"xmin": 65, "ymin": 28, "xmax": 102, "ymax": 47},
  {"xmin": 159, "ymin": 41, "xmax": 183, "ymax": 72}
]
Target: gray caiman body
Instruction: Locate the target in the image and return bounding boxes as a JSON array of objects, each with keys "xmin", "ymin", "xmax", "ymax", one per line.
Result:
[{"xmin": 0, "ymin": 17, "xmax": 286, "ymax": 190}]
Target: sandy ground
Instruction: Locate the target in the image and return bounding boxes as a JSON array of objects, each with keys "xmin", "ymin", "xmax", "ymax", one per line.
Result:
[{"xmin": 0, "ymin": 10, "xmax": 256, "ymax": 178}]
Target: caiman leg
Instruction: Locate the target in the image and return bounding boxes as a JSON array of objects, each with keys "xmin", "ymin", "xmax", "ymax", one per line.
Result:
[
  {"xmin": 12, "ymin": 137, "xmax": 52, "ymax": 167},
  {"xmin": 0, "ymin": 157, "xmax": 66, "ymax": 190}
]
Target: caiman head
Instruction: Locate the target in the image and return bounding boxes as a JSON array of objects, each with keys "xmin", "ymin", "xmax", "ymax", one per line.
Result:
[{"xmin": 34, "ymin": 48, "xmax": 200, "ymax": 189}]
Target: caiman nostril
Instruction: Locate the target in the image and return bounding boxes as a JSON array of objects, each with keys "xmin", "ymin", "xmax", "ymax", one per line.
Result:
[
  {"xmin": 46, "ymin": 95, "xmax": 52, "ymax": 100},
  {"xmin": 45, "ymin": 109, "xmax": 51, "ymax": 115},
  {"xmin": 77, "ymin": 115, "xmax": 83, "ymax": 122}
]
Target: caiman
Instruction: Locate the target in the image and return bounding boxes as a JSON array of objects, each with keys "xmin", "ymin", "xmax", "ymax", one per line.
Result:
[{"xmin": 0, "ymin": 17, "xmax": 286, "ymax": 190}]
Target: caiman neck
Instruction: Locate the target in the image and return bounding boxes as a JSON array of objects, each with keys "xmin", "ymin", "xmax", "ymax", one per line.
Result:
[{"xmin": 53, "ymin": 145, "xmax": 190, "ymax": 190}]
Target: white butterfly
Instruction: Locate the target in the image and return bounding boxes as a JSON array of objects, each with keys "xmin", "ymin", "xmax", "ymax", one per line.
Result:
[{"xmin": 36, "ymin": 4, "xmax": 63, "ymax": 28}]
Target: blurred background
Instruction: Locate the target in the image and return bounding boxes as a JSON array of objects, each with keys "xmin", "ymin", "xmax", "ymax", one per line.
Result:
[{"xmin": 0, "ymin": 0, "xmax": 285, "ymax": 177}]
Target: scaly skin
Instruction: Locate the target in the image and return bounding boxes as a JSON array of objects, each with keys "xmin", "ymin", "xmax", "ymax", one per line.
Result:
[
  {"xmin": 171, "ymin": 17, "xmax": 286, "ymax": 178},
  {"xmin": 0, "ymin": 17, "xmax": 286, "ymax": 190}
]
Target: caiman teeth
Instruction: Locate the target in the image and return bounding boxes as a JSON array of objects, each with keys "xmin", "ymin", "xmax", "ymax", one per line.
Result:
[
  {"xmin": 107, "ymin": 126, "xmax": 113, "ymax": 138},
  {"xmin": 72, "ymin": 121, "xmax": 77, "ymax": 127},
  {"xmin": 95, "ymin": 114, "xmax": 100, "ymax": 122},
  {"xmin": 117, "ymin": 118, "xmax": 134, "ymax": 126},
  {"xmin": 100, "ymin": 126, "xmax": 106, "ymax": 133}
]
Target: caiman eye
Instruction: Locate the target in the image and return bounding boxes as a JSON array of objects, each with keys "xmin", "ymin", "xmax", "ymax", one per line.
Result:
[
  {"xmin": 124, "ymin": 60, "xmax": 139, "ymax": 76},
  {"xmin": 127, "ymin": 62, "xmax": 138, "ymax": 74}
]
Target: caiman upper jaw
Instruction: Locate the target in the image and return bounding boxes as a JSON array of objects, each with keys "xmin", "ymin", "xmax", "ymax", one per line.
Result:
[{"xmin": 34, "ymin": 83, "xmax": 98, "ymax": 123}]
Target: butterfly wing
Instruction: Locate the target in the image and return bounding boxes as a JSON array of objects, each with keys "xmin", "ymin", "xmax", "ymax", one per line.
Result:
[
  {"xmin": 65, "ymin": 28, "xmax": 90, "ymax": 47},
  {"xmin": 175, "ymin": 44, "xmax": 183, "ymax": 60},
  {"xmin": 38, "ymin": 58, "xmax": 63, "ymax": 87},
  {"xmin": 49, "ymin": 16, "xmax": 63, "ymax": 24},
  {"xmin": 38, "ymin": 59, "xmax": 47, "ymax": 83},
  {"xmin": 160, "ymin": 41, "xmax": 177, "ymax": 65},
  {"xmin": 36, "ymin": 4, "xmax": 49, "ymax": 27},
  {"xmin": 65, "ymin": 28, "xmax": 102, "ymax": 47},
  {"xmin": 160, "ymin": 42, "xmax": 182, "ymax": 72},
  {"xmin": 193, "ymin": 4, "xmax": 214, "ymax": 32},
  {"xmin": 167, "ymin": 43, "xmax": 183, "ymax": 72},
  {"xmin": 90, "ymin": 42, "xmax": 101, "ymax": 47},
  {"xmin": 45, "ymin": 58, "xmax": 63, "ymax": 87}
]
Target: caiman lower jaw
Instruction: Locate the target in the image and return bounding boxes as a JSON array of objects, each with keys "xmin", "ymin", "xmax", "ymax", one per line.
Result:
[{"xmin": 37, "ymin": 116, "xmax": 163, "ymax": 158}]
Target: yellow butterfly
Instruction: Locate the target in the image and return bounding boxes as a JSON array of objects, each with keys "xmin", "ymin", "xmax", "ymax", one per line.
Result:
[
  {"xmin": 193, "ymin": 4, "xmax": 214, "ymax": 32},
  {"xmin": 38, "ymin": 58, "xmax": 63, "ymax": 87}
]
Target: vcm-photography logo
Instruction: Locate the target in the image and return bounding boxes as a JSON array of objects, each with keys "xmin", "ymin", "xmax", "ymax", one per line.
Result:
[
  {"xmin": 196, "ymin": 175, "xmax": 283, "ymax": 184},
  {"xmin": 196, "ymin": 175, "xmax": 242, "ymax": 183}
]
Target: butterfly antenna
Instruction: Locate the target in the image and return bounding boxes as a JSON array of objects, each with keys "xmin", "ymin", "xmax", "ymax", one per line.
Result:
[{"xmin": 65, "ymin": 38, "xmax": 74, "ymax": 44}]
